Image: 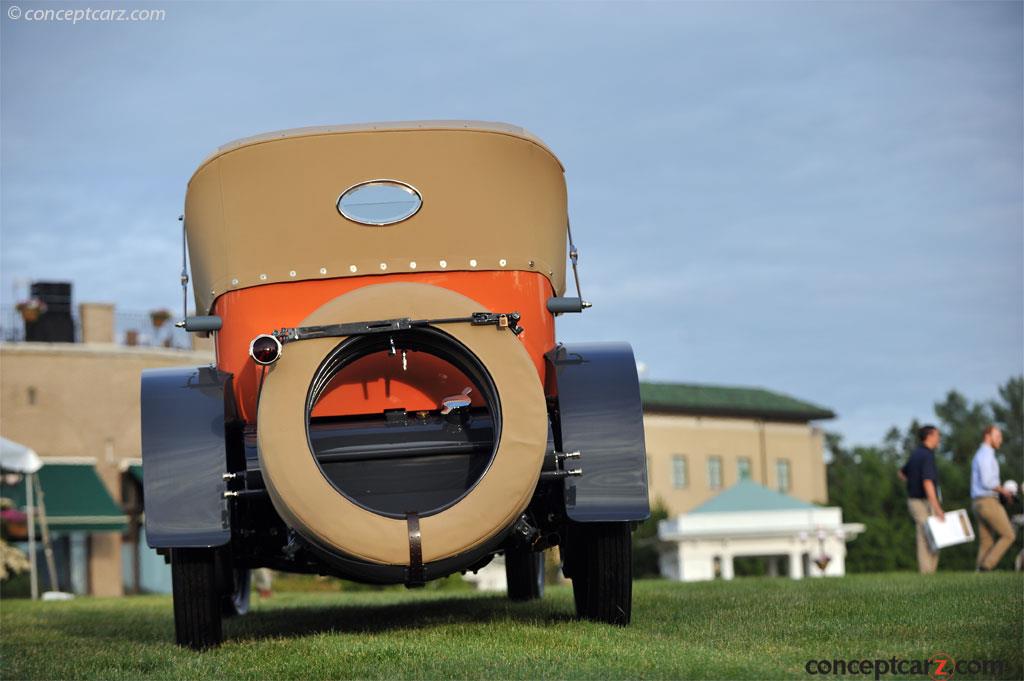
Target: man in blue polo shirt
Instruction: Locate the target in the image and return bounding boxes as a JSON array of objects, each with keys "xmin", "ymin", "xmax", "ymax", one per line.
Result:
[{"xmin": 899, "ymin": 425, "xmax": 945, "ymax": 573}]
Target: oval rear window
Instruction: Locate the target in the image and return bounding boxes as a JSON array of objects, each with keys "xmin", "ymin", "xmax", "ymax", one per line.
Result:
[{"xmin": 337, "ymin": 180, "xmax": 422, "ymax": 226}]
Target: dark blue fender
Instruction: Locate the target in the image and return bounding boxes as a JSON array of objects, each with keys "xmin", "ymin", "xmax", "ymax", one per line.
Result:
[
  {"xmin": 141, "ymin": 366, "xmax": 233, "ymax": 548},
  {"xmin": 546, "ymin": 342, "xmax": 650, "ymax": 522}
]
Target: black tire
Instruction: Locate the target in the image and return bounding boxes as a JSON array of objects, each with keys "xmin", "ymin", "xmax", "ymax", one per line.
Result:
[
  {"xmin": 506, "ymin": 549, "xmax": 545, "ymax": 601},
  {"xmin": 571, "ymin": 562, "xmax": 588, "ymax": 615},
  {"xmin": 171, "ymin": 548, "xmax": 223, "ymax": 650},
  {"xmin": 567, "ymin": 522, "xmax": 633, "ymax": 625}
]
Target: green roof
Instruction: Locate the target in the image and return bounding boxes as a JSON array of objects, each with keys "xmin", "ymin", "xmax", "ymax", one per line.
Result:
[
  {"xmin": 690, "ymin": 479, "xmax": 818, "ymax": 514},
  {"xmin": 0, "ymin": 462, "xmax": 127, "ymax": 533},
  {"xmin": 640, "ymin": 381, "xmax": 835, "ymax": 421}
]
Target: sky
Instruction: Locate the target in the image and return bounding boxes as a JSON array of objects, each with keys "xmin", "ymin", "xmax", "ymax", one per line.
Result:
[{"xmin": 1, "ymin": 1, "xmax": 1021, "ymax": 446}]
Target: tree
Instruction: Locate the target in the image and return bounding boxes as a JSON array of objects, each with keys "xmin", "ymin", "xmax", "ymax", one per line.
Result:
[
  {"xmin": 827, "ymin": 436, "xmax": 916, "ymax": 572},
  {"xmin": 934, "ymin": 390, "xmax": 995, "ymax": 465},
  {"xmin": 991, "ymin": 376, "xmax": 1024, "ymax": 484},
  {"xmin": 632, "ymin": 499, "xmax": 669, "ymax": 578}
]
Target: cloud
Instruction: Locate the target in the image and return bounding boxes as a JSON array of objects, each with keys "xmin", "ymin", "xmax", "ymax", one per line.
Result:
[{"xmin": 1, "ymin": 1, "xmax": 1020, "ymax": 443}]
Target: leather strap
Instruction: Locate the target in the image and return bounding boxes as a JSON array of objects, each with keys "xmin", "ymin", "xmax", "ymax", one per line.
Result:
[{"xmin": 406, "ymin": 512, "xmax": 424, "ymax": 586}]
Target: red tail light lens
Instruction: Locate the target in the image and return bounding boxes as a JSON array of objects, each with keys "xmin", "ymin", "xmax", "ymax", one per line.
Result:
[{"xmin": 249, "ymin": 334, "xmax": 282, "ymax": 365}]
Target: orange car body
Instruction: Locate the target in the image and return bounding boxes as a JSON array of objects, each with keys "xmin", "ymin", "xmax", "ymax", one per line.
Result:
[{"xmin": 213, "ymin": 270, "xmax": 556, "ymax": 423}]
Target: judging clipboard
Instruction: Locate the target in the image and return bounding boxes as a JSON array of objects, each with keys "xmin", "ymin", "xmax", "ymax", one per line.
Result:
[{"xmin": 925, "ymin": 508, "xmax": 975, "ymax": 551}]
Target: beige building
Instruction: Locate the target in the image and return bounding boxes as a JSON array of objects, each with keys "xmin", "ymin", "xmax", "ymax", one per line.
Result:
[
  {"xmin": 640, "ymin": 382, "xmax": 834, "ymax": 516},
  {"xmin": 1, "ymin": 303, "xmax": 211, "ymax": 597},
  {"xmin": 638, "ymin": 383, "xmax": 856, "ymax": 583}
]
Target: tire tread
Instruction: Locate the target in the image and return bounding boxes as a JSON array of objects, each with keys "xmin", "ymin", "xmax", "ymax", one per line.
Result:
[
  {"xmin": 171, "ymin": 548, "xmax": 223, "ymax": 649},
  {"xmin": 569, "ymin": 522, "xmax": 632, "ymax": 625}
]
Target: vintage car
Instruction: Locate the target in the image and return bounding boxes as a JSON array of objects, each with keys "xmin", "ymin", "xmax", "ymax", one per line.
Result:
[{"xmin": 141, "ymin": 121, "xmax": 649, "ymax": 649}]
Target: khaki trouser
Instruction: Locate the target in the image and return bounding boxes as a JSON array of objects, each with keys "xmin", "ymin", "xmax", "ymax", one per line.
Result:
[
  {"xmin": 973, "ymin": 497, "xmax": 1016, "ymax": 570},
  {"xmin": 908, "ymin": 498, "xmax": 939, "ymax": 574}
]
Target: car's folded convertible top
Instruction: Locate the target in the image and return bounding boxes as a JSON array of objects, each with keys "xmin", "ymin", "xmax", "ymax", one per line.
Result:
[{"xmin": 184, "ymin": 121, "xmax": 569, "ymax": 313}]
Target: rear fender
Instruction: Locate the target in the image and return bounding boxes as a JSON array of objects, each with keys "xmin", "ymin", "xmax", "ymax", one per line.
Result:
[
  {"xmin": 546, "ymin": 342, "xmax": 650, "ymax": 522},
  {"xmin": 141, "ymin": 366, "xmax": 234, "ymax": 548}
]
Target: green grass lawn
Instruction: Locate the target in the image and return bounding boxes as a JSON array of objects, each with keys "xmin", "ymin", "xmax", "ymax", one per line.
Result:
[{"xmin": 2, "ymin": 573, "xmax": 1021, "ymax": 680}]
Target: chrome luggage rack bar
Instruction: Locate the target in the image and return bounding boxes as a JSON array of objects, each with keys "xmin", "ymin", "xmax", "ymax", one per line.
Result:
[{"xmin": 274, "ymin": 311, "xmax": 523, "ymax": 344}]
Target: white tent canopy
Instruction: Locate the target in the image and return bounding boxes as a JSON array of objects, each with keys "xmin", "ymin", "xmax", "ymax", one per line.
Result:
[
  {"xmin": 1, "ymin": 436, "xmax": 42, "ymax": 474},
  {"xmin": 1, "ymin": 435, "xmax": 44, "ymax": 598}
]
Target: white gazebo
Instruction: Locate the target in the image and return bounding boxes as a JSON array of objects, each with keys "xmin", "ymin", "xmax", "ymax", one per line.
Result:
[{"xmin": 658, "ymin": 480, "xmax": 865, "ymax": 581}]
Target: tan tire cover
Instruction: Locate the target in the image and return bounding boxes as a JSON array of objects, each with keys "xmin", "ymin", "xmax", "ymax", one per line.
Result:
[{"xmin": 257, "ymin": 282, "xmax": 548, "ymax": 565}]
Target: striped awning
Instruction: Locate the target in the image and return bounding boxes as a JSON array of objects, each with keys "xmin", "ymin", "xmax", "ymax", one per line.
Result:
[{"xmin": 0, "ymin": 460, "xmax": 127, "ymax": 533}]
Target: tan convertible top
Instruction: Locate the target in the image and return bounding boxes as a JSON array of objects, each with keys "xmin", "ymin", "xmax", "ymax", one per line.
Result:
[{"xmin": 185, "ymin": 121, "xmax": 568, "ymax": 313}]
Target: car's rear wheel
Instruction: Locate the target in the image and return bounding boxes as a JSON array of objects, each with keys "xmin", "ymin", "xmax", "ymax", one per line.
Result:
[
  {"xmin": 566, "ymin": 522, "xmax": 633, "ymax": 625},
  {"xmin": 505, "ymin": 548, "xmax": 545, "ymax": 601},
  {"xmin": 171, "ymin": 548, "xmax": 223, "ymax": 649}
]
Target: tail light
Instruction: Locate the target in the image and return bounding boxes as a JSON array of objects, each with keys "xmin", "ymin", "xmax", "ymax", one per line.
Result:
[{"xmin": 249, "ymin": 334, "xmax": 282, "ymax": 365}]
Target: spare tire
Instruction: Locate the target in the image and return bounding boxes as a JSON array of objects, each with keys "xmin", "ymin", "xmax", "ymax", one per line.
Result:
[{"xmin": 257, "ymin": 282, "xmax": 548, "ymax": 565}]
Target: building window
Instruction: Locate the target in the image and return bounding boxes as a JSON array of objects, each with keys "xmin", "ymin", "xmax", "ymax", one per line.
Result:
[
  {"xmin": 737, "ymin": 457, "xmax": 752, "ymax": 481},
  {"xmin": 707, "ymin": 456, "xmax": 723, "ymax": 490},
  {"xmin": 671, "ymin": 455, "xmax": 688, "ymax": 489},
  {"xmin": 776, "ymin": 459, "xmax": 791, "ymax": 493},
  {"xmin": 26, "ymin": 386, "xmax": 37, "ymax": 406}
]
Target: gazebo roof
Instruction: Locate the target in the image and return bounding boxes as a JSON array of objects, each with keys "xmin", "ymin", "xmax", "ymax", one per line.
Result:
[{"xmin": 689, "ymin": 480, "xmax": 818, "ymax": 514}]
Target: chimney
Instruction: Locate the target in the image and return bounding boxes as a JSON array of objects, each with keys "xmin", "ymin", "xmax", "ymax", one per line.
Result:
[
  {"xmin": 79, "ymin": 303, "xmax": 115, "ymax": 344},
  {"xmin": 25, "ymin": 281, "xmax": 74, "ymax": 343}
]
